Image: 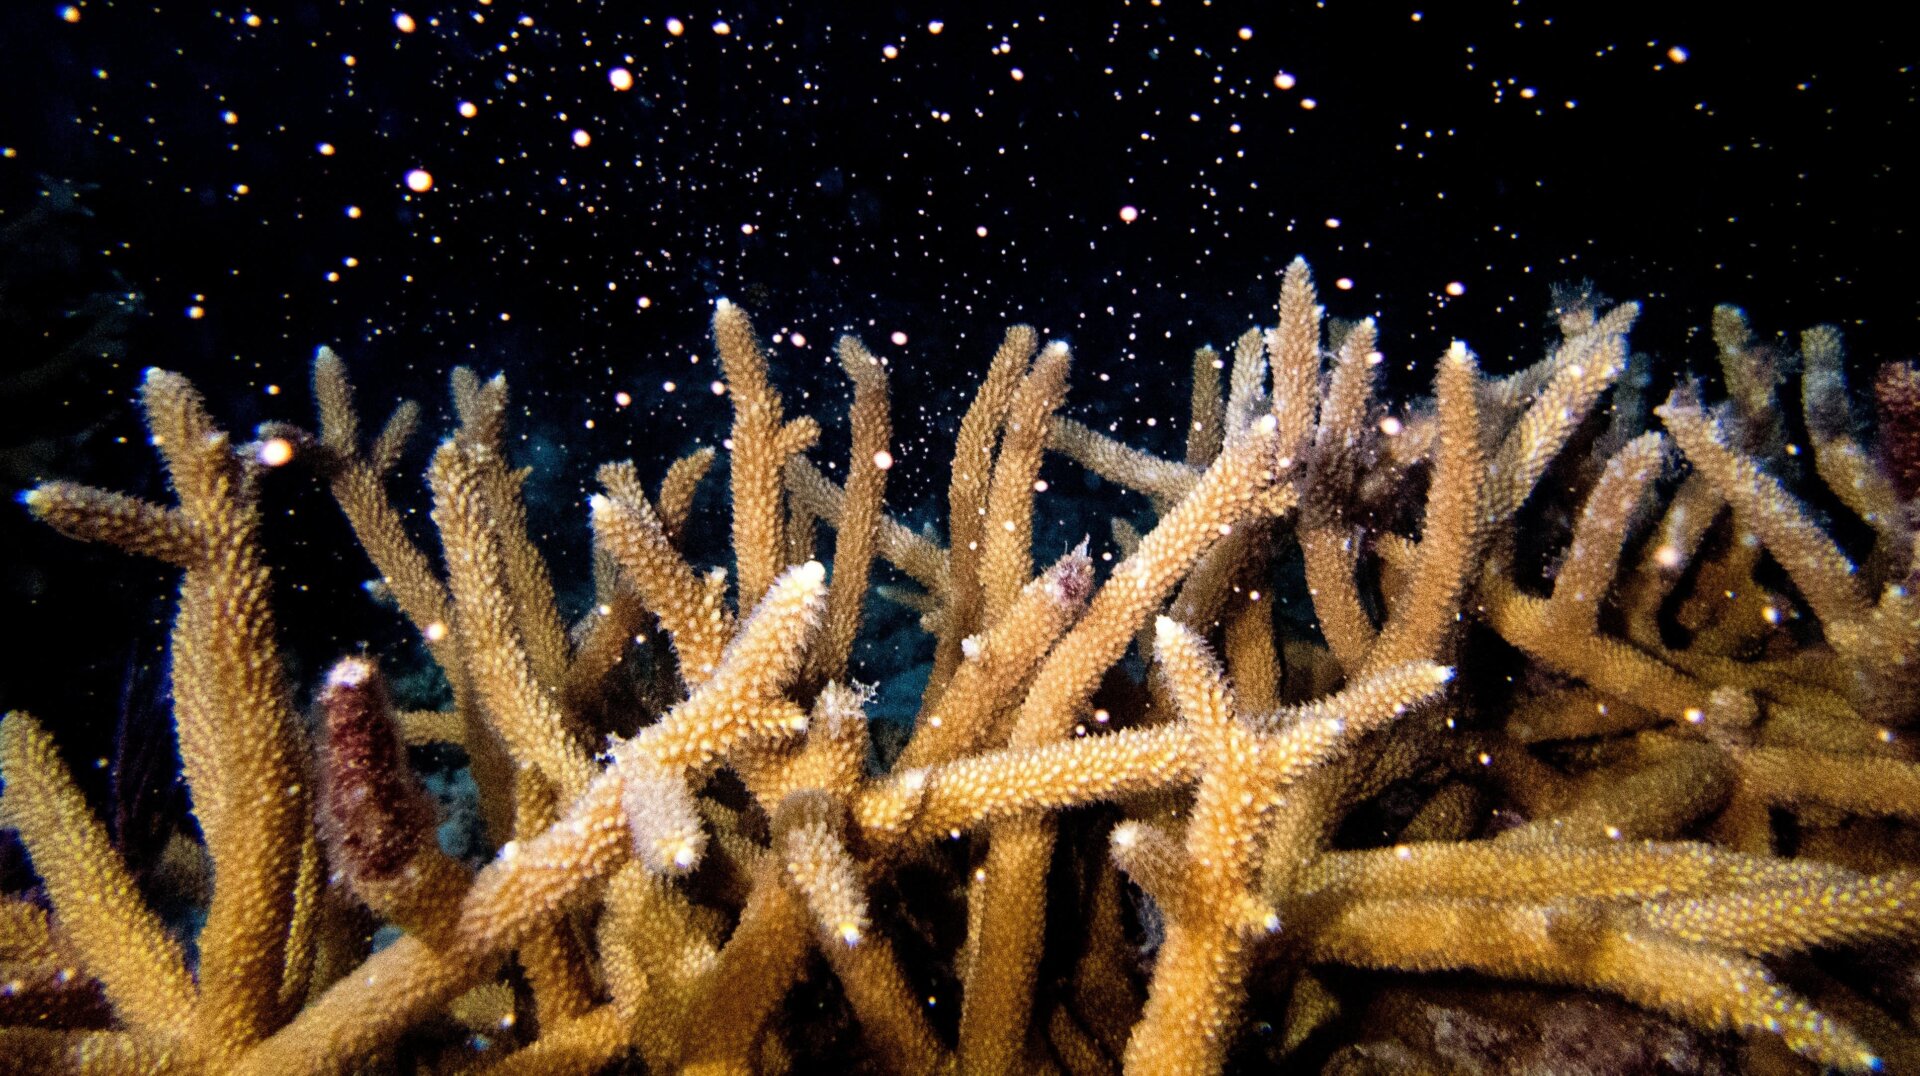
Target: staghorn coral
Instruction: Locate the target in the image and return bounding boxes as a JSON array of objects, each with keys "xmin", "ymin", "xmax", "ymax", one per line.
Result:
[{"xmin": 2, "ymin": 259, "xmax": 1919, "ymax": 1075}]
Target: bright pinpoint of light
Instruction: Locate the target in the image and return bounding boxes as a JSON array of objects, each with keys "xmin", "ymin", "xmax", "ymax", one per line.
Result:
[
  {"xmin": 258, "ymin": 437, "xmax": 294, "ymax": 468},
  {"xmin": 394, "ymin": 13, "xmax": 416, "ymax": 33},
  {"xmin": 572, "ymin": 129, "xmax": 592, "ymax": 147},
  {"xmin": 609, "ymin": 67, "xmax": 633, "ymax": 90},
  {"xmin": 1119, "ymin": 205, "xmax": 1139, "ymax": 223},
  {"xmin": 890, "ymin": 330, "xmax": 909, "ymax": 346},
  {"xmin": 1667, "ymin": 45, "xmax": 1689, "ymax": 63},
  {"xmin": 1445, "ymin": 281, "xmax": 1466, "ymax": 297},
  {"xmin": 665, "ymin": 17, "xmax": 684, "ymax": 36},
  {"xmin": 405, "ymin": 169, "xmax": 434, "ymax": 192},
  {"xmin": 1275, "ymin": 72, "xmax": 1296, "ymax": 90}
]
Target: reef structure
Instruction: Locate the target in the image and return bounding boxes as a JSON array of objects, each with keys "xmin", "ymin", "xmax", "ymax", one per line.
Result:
[{"xmin": 3, "ymin": 259, "xmax": 1919, "ymax": 1073}]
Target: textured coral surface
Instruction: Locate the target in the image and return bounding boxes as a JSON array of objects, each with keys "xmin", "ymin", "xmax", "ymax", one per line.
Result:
[{"xmin": 4, "ymin": 262, "xmax": 1919, "ymax": 1074}]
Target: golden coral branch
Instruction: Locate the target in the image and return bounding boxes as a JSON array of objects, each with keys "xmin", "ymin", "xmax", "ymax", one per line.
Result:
[
  {"xmin": 810, "ymin": 334, "xmax": 892, "ymax": 683},
  {"xmin": 0, "ymin": 711, "xmax": 196, "ymax": 1036},
  {"xmin": 1658, "ymin": 389, "xmax": 1872, "ymax": 627},
  {"xmin": 1308, "ymin": 895, "xmax": 1883, "ymax": 1072},
  {"xmin": 592, "ymin": 463, "xmax": 737, "ymax": 686},
  {"xmin": 715, "ymin": 298, "xmax": 803, "ymax": 607}
]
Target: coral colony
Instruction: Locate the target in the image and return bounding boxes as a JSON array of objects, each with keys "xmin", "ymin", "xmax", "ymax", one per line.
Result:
[{"xmin": 6, "ymin": 259, "xmax": 1920, "ymax": 1073}]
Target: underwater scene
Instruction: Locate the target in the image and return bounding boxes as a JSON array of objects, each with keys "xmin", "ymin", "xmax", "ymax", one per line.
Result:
[{"xmin": 1, "ymin": 2, "xmax": 1916, "ymax": 1072}]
